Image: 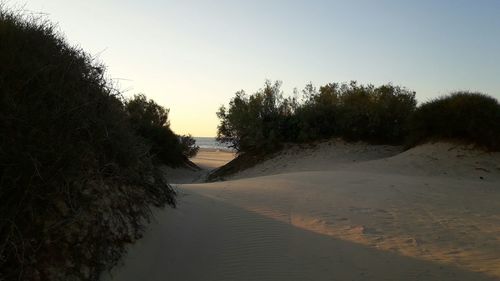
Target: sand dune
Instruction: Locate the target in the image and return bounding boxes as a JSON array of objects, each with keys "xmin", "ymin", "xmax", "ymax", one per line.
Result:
[
  {"xmin": 231, "ymin": 139, "xmax": 403, "ymax": 180},
  {"xmin": 191, "ymin": 148, "xmax": 236, "ymax": 170},
  {"xmin": 105, "ymin": 142, "xmax": 500, "ymax": 281},
  {"xmin": 231, "ymin": 140, "xmax": 500, "ymax": 181},
  {"xmin": 161, "ymin": 149, "xmax": 236, "ymax": 184}
]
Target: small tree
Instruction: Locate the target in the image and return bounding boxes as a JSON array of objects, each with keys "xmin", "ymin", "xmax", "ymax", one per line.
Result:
[
  {"xmin": 217, "ymin": 80, "xmax": 285, "ymax": 153},
  {"xmin": 179, "ymin": 134, "xmax": 200, "ymax": 158},
  {"xmin": 125, "ymin": 94, "xmax": 187, "ymax": 166}
]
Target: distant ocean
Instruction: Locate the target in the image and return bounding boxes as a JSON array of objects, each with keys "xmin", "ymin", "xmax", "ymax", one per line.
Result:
[{"xmin": 194, "ymin": 137, "xmax": 233, "ymax": 151}]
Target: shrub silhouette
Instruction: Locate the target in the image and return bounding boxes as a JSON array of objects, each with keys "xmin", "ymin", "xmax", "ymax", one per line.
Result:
[
  {"xmin": 217, "ymin": 80, "xmax": 417, "ymax": 153},
  {"xmin": 336, "ymin": 83, "xmax": 416, "ymax": 143},
  {"xmin": 217, "ymin": 80, "xmax": 287, "ymax": 153},
  {"xmin": 125, "ymin": 94, "xmax": 198, "ymax": 166},
  {"xmin": 0, "ymin": 10, "xmax": 175, "ymax": 280},
  {"xmin": 179, "ymin": 134, "xmax": 200, "ymax": 158},
  {"xmin": 408, "ymin": 92, "xmax": 500, "ymax": 150},
  {"xmin": 218, "ymin": 80, "xmax": 499, "ymax": 156}
]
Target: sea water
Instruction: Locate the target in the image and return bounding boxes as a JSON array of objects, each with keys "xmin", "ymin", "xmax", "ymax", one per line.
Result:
[{"xmin": 194, "ymin": 137, "xmax": 233, "ymax": 151}]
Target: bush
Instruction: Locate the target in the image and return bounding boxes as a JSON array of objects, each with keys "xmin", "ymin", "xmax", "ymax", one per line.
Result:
[
  {"xmin": 408, "ymin": 92, "xmax": 500, "ymax": 150},
  {"xmin": 294, "ymin": 83, "xmax": 339, "ymax": 141},
  {"xmin": 335, "ymin": 82, "xmax": 416, "ymax": 143},
  {"xmin": 179, "ymin": 134, "xmax": 200, "ymax": 158},
  {"xmin": 125, "ymin": 94, "xmax": 199, "ymax": 164},
  {"xmin": 0, "ymin": 10, "xmax": 175, "ymax": 281},
  {"xmin": 216, "ymin": 80, "xmax": 287, "ymax": 153},
  {"xmin": 125, "ymin": 94, "xmax": 191, "ymax": 166},
  {"xmin": 217, "ymin": 80, "xmax": 417, "ymax": 153}
]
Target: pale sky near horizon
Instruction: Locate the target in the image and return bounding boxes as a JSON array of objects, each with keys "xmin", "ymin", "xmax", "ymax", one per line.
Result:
[{"xmin": 10, "ymin": 0, "xmax": 500, "ymax": 137}]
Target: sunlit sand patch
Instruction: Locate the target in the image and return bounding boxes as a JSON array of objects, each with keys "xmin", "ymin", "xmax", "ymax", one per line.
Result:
[{"xmin": 212, "ymin": 181, "xmax": 500, "ymax": 278}]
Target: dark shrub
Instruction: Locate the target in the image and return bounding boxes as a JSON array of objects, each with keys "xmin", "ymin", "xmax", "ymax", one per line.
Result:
[
  {"xmin": 336, "ymin": 82, "xmax": 416, "ymax": 143},
  {"xmin": 0, "ymin": 10, "xmax": 175, "ymax": 281},
  {"xmin": 217, "ymin": 80, "xmax": 286, "ymax": 153},
  {"xmin": 408, "ymin": 92, "xmax": 500, "ymax": 150},
  {"xmin": 295, "ymin": 83, "xmax": 339, "ymax": 141},
  {"xmin": 125, "ymin": 94, "xmax": 190, "ymax": 167},
  {"xmin": 217, "ymin": 80, "xmax": 417, "ymax": 153},
  {"xmin": 179, "ymin": 134, "xmax": 200, "ymax": 158}
]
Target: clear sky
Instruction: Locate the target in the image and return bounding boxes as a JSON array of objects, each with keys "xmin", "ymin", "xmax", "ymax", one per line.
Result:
[{"xmin": 11, "ymin": 0, "xmax": 500, "ymax": 136}]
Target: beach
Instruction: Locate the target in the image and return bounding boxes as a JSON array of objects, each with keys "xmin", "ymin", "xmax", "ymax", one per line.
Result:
[
  {"xmin": 5, "ymin": 3, "xmax": 500, "ymax": 280},
  {"xmin": 105, "ymin": 142, "xmax": 500, "ymax": 281}
]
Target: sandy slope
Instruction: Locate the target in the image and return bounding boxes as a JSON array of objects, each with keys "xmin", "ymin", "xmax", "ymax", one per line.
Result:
[
  {"xmin": 191, "ymin": 148, "xmax": 236, "ymax": 170},
  {"xmin": 231, "ymin": 139, "xmax": 402, "ymax": 179},
  {"xmin": 161, "ymin": 148, "xmax": 236, "ymax": 184},
  {"xmin": 105, "ymin": 142, "xmax": 500, "ymax": 281}
]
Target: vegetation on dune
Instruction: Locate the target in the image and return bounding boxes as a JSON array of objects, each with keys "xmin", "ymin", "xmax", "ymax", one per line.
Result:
[
  {"xmin": 296, "ymin": 82, "xmax": 417, "ymax": 144},
  {"xmin": 179, "ymin": 134, "xmax": 200, "ymax": 158},
  {"xmin": 408, "ymin": 92, "xmax": 500, "ymax": 150},
  {"xmin": 217, "ymin": 80, "xmax": 417, "ymax": 154},
  {"xmin": 0, "ymin": 9, "xmax": 195, "ymax": 281},
  {"xmin": 125, "ymin": 94, "xmax": 199, "ymax": 167},
  {"xmin": 216, "ymin": 80, "xmax": 287, "ymax": 153},
  {"xmin": 215, "ymin": 83, "xmax": 499, "ymax": 179},
  {"xmin": 217, "ymin": 81, "xmax": 499, "ymax": 157}
]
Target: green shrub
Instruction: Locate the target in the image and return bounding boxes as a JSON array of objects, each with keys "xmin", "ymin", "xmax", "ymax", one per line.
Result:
[
  {"xmin": 125, "ymin": 94, "xmax": 200, "ymax": 165},
  {"xmin": 336, "ymin": 82, "xmax": 416, "ymax": 143},
  {"xmin": 217, "ymin": 81, "xmax": 417, "ymax": 153},
  {"xmin": 295, "ymin": 83, "xmax": 339, "ymax": 141},
  {"xmin": 217, "ymin": 80, "xmax": 286, "ymax": 153},
  {"xmin": 408, "ymin": 92, "xmax": 500, "ymax": 150},
  {"xmin": 179, "ymin": 134, "xmax": 200, "ymax": 158},
  {"xmin": 0, "ymin": 10, "xmax": 175, "ymax": 281},
  {"xmin": 125, "ymin": 94, "xmax": 187, "ymax": 166}
]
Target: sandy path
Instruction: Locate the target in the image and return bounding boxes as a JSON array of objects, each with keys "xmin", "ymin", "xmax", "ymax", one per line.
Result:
[
  {"xmin": 161, "ymin": 148, "xmax": 236, "ymax": 184},
  {"xmin": 104, "ymin": 142, "xmax": 500, "ymax": 281},
  {"xmin": 105, "ymin": 190, "xmax": 498, "ymax": 281},
  {"xmin": 191, "ymin": 148, "xmax": 236, "ymax": 170},
  {"xmin": 185, "ymin": 171, "xmax": 500, "ymax": 278}
]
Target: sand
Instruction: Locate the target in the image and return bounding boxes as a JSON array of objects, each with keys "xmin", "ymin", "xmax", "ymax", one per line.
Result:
[
  {"xmin": 191, "ymin": 148, "xmax": 236, "ymax": 170},
  {"xmin": 160, "ymin": 148, "xmax": 236, "ymax": 184},
  {"xmin": 104, "ymin": 142, "xmax": 500, "ymax": 281}
]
